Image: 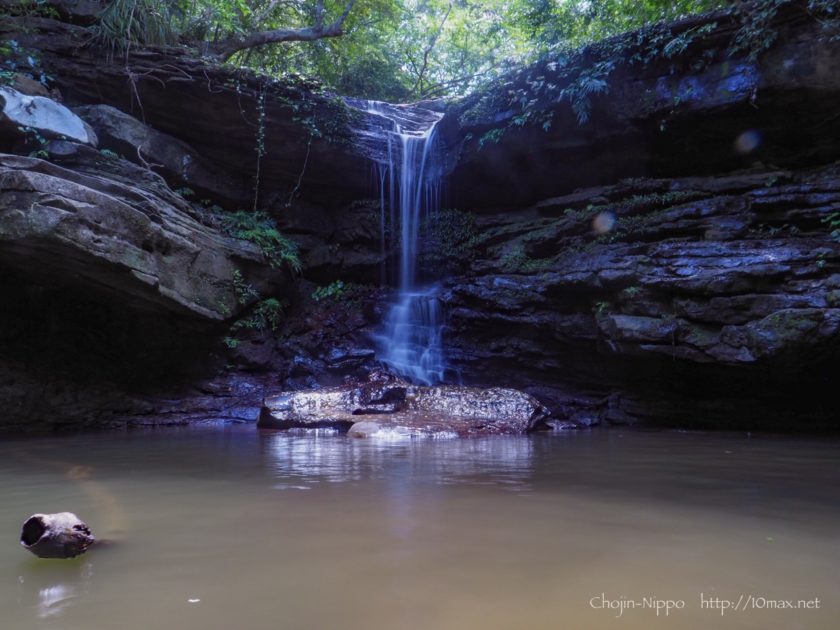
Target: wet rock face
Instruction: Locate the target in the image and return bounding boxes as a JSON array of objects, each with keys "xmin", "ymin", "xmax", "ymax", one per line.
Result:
[
  {"xmin": 0, "ymin": 6, "xmax": 838, "ymax": 434},
  {"xmin": 74, "ymin": 105, "xmax": 251, "ymax": 206},
  {"xmin": 2, "ymin": 15, "xmax": 369, "ymax": 208},
  {"xmin": 259, "ymin": 373, "xmax": 550, "ymax": 436},
  {"xmin": 441, "ymin": 163, "xmax": 840, "ymax": 430},
  {"xmin": 0, "ymin": 152, "xmax": 280, "ymax": 320},
  {"xmin": 443, "ymin": 7, "xmax": 840, "ymax": 211},
  {"xmin": 0, "ymin": 140, "xmax": 286, "ymax": 431}
]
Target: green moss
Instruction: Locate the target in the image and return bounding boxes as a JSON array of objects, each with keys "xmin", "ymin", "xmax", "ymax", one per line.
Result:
[
  {"xmin": 311, "ymin": 280, "xmax": 372, "ymax": 304},
  {"xmin": 220, "ymin": 211, "xmax": 301, "ymax": 272},
  {"xmin": 759, "ymin": 311, "xmax": 815, "ymax": 343},
  {"xmin": 684, "ymin": 324, "xmax": 719, "ymax": 347},
  {"xmin": 421, "ymin": 209, "xmax": 480, "ymax": 269},
  {"xmin": 499, "ymin": 244, "xmax": 553, "ymax": 274}
]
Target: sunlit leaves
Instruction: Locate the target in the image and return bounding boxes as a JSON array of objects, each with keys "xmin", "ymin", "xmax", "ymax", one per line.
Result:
[{"xmin": 108, "ymin": 0, "xmax": 730, "ymax": 100}]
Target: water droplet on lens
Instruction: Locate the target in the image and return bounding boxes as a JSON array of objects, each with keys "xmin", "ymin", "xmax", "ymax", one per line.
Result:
[
  {"xmin": 735, "ymin": 130, "xmax": 761, "ymax": 154},
  {"xmin": 592, "ymin": 211, "xmax": 616, "ymax": 234}
]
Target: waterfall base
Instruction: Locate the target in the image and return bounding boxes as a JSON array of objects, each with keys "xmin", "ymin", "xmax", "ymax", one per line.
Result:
[
  {"xmin": 374, "ymin": 286, "xmax": 447, "ymax": 385},
  {"xmin": 258, "ymin": 372, "xmax": 549, "ymax": 437}
]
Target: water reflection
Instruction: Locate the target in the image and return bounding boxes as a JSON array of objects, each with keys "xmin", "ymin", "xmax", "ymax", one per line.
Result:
[
  {"xmin": 16, "ymin": 559, "xmax": 94, "ymax": 619},
  {"xmin": 1, "ymin": 429, "xmax": 839, "ymax": 630},
  {"xmin": 262, "ymin": 432, "xmax": 535, "ymax": 491}
]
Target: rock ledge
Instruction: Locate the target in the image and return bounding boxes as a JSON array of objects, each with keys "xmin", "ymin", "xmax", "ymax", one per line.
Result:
[{"xmin": 259, "ymin": 373, "xmax": 550, "ymax": 437}]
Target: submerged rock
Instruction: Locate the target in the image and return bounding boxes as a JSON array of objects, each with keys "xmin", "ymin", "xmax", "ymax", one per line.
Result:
[
  {"xmin": 259, "ymin": 373, "xmax": 550, "ymax": 436},
  {"xmin": 20, "ymin": 512, "xmax": 95, "ymax": 559}
]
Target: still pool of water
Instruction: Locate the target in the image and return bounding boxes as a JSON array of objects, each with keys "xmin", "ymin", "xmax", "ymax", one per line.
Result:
[{"xmin": 1, "ymin": 427, "xmax": 838, "ymax": 629}]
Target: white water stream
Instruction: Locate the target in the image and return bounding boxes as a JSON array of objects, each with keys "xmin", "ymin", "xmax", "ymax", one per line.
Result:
[{"xmin": 347, "ymin": 99, "xmax": 447, "ymax": 384}]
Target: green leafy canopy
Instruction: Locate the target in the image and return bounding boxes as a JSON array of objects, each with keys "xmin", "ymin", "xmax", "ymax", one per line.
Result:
[{"xmin": 93, "ymin": 0, "xmax": 761, "ymax": 101}]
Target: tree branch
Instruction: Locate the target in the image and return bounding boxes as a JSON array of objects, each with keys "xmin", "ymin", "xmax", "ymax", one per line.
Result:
[
  {"xmin": 210, "ymin": 0, "xmax": 356, "ymax": 61},
  {"xmin": 410, "ymin": 2, "xmax": 452, "ymax": 96}
]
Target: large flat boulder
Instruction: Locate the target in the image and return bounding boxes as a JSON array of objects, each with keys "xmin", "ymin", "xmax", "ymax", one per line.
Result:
[
  {"xmin": 259, "ymin": 373, "xmax": 550, "ymax": 436},
  {"xmin": 0, "ymin": 86, "xmax": 97, "ymax": 147},
  {"xmin": 0, "ymin": 152, "xmax": 280, "ymax": 320}
]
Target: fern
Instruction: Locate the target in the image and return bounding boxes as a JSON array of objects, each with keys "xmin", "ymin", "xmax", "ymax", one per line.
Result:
[
  {"xmin": 220, "ymin": 211, "xmax": 302, "ymax": 272},
  {"xmin": 823, "ymin": 212, "xmax": 840, "ymax": 243},
  {"xmin": 231, "ymin": 298, "xmax": 283, "ymax": 333},
  {"xmin": 94, "ymin": 0, "xmax": 173, "ymax": 55},
  {"xmin": 559, "ymin": 61, "xmax": 614, "ymax": 125}
]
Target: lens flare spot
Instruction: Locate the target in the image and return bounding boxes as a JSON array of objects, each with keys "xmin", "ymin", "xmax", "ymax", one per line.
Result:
[
  {"xmin": 592, "ymin": 211, "xmax": 616, "ymax": 234},
  {"xmin": 735, "ymin": 130, "xmax": 761, "ymax": 154}
]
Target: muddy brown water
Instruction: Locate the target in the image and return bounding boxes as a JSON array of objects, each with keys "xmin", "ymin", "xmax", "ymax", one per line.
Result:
[{"xmin": 1, "ymin": 426, "xmax": 838, "ymax": 629}]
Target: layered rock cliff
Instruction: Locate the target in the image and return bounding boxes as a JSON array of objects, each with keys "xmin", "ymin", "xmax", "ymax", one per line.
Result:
[{"xmin": 1, "ymin": 1, "xmax": 838, "ymax": 431}]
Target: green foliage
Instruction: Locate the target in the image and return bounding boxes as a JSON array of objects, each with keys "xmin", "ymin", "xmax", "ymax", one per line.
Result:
[
  {"xmin": 0, "ymin": 38, "xmax": 51, "ymax": 88},
  {"xmin": 310, "ymin": 280, "xmax": 370, "ymax": 303},
  {"xmin": 421, "ymin": 208, "xmax": 479, "ymax": 268},
  {"xmin": 16, "ymin": 125, "xmax": 50, "ymax": 158},
  {"xmin": 220, "ymin": 211, "xmax": 302, "ymax": 272},
  {"xmin": 4, "ymin": 0, "xmax": 61, "ymax": 19},
  {"xmin": 78, "ymin": 0, "xmax": 837, "ymax": 104},
  {"xmin": 593, "ymin": 300, "xmax": 612, "ymax": 316},
  {"xmin": 231, "ymin": 297, "xmax": 283, "ymax": 332},
  {"xmin": 311, "ymin": 280, "xmax": 348, "ymax": 302},
  {"xmin": 478, "ymin": 128, "xmax": 506, "ymax": 149},
  {"xmin": 823, "ymin": 212, "xmax": 840, "ymax": 243},
  {"xmin": 584, "ymin": 190, "xmax": 706, "ymax": 230},
  {"xmin": 80, "ymin": 0, "xmax": 738, "ymax": 102},
  {"xmin": 224, "ymin": 269, "xmax": 284, "ymax": 347},
  {"xmin": 499, "ymin": 244, "xmax": 552, "ymax": 274},
  {"xmin": 729, "ymin": 0, "xmax": 839, "ymax": 60},
  {"xmin": 729, "ymin": 0, "xmax": 787, "ymax": 60},
  {"xmin": 94, "ymin": 0, "xmax": 174, "ymax": 55},
  {"xmin": 559, "ymin": 60, "xmax": 614, "ymax": 125},
  {"xmin": 232, "ymin": 269, "xmax": 259, "ymax": 306}
]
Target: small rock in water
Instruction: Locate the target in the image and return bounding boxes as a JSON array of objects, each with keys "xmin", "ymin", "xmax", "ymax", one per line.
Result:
[
  {"xmin": 20, "ymin": 512, "xmax": 95, "ymax": 559},
  {"xmin": 347, "ymin": 421, "xmax": 383, "ymax": 438}
]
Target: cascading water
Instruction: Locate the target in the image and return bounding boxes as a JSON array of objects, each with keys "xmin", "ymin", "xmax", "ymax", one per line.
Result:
[{"xmin": 346, "ymin": 98, "xmax": 447, "ymax": 385}]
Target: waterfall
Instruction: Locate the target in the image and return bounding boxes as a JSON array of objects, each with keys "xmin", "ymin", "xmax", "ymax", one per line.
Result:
[{"xmin": 346, "ymin": 99, "xmax": 447, "ymax": 385}]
